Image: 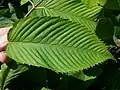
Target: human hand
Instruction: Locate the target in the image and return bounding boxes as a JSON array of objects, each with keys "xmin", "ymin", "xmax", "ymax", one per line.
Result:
[{"xmin": 0, "ymin": 27, "xmax": 11, "ymax": 63}]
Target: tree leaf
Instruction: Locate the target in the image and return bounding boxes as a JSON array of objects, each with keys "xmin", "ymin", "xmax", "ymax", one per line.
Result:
[
  {"xmin": 21, "ymin": 0, "xmax": 29, "ymax": 5},
  {"xmin": 41, "ymin": 87, "xmax": 51, "ymax": 90},
  {"xmin": 95, "ymin": 18, "xmax": 115, "ymax": 45},
  {"xmin": 0, "ymin": 9, "xmax": 9, "ymax": 17},
  {"xmin": 33, "ymin": 0, "xmax": 42, "ymax": 5},
  {"xmin": 58, "ymin": 75, "xmax": 94, "ymax": 90},
  {"xmin": 0, "ymin": 17, "xmax": 13, "ymax": 28},
  {"xmin": 69, "ymin": 71, "xmax": 85, "ymax": 81},
  {"xmin": 0, "ymin": 63, "xmax": 28, "ymax": 90},
  {"xmin": 30, "ymin": 0, "xmax": 102, "ymax": 32},
  {"xmin": 68, "ymin": 71, "xmax": 96, "ymax": 81},
  {"xmin": 104, "ymin": 0, "xmax": 120, "ymax": 10},
  {"xmin": 69, "ymin": 63, "xmax": 103, "ymax": 81},
  {"xmin": 81, "ymin": 0, "xmax": 107, "ymax": 7},
  {"xmin": 6, "ymin": 16, "xmax": 114, "ymax": 73}
]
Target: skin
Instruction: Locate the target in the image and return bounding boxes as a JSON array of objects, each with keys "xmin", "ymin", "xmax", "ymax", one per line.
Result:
[{"xmin": 0, "ymin": 27, "xmax": 11, "ymax": 63}]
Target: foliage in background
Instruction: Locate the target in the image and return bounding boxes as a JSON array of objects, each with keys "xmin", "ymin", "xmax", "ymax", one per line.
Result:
[{"xmin": 0, "ymin": 0, "xmax": 120, "ymax": 90}]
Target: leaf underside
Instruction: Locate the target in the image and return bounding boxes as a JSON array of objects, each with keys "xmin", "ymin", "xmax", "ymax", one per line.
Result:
[{"xmin": 6, "ymin": 17, "xmax": 114, "ymax": 73}]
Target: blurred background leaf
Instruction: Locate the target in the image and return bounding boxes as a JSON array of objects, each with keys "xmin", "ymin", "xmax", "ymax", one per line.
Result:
[
  {"xmin": 81, "ymin": 0, "xmax": 107, "ymax": 7},
  {"xmin": 96, "ymin": 18, "xmax": 115, "ymax": 45},
  {"xmin": 21, "ymin": 0, "xmax": 29, "ymax": 5},
  {"xmin": 104, "ymin": 0, "xmax": 120, "ymax": 10}
]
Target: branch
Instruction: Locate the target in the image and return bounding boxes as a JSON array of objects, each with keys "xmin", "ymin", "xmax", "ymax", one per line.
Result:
[{"xmin": 25, "ymin": 0, "xmax": 43, "ymax": 17}]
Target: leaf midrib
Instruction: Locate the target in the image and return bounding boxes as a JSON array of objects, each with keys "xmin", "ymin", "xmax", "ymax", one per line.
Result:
[{"xmin": 8, "ymin": 42, "xmax": 111, "ymax": 56}]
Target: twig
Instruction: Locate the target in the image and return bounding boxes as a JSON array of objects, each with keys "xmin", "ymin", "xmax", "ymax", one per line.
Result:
[
  {"xmin": 25, "ymin": 0, "xmax": 43, "ymax": 17},
  {"xmin": 29, "ymin": 0, "xmax": 35, "ymax": 8}
]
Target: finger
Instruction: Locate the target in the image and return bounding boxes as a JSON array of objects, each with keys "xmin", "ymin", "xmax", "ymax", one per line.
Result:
[
  {"xmin": 0, "ymin": 27, "xmax": 11, "ymax": 36},
  {"xmin": 0, "ymin": 40, "xmax": 8, "ymax": 52},
  {"xmin": 0, "ymin": 51, "xmax": 7, "ymax": 63}
]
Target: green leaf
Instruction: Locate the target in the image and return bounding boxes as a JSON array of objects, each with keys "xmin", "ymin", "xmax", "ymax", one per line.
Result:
[
  {"xmin": 69, "ymin": 71, "xmax": 85, "ymax": 81},
  {"xmin": 95, "ymin": 18, "xmax": 115, "ymax": 45},
  {"xmin": 68, "ymin": 71, "xmax": 96, "ymax": 81},
  {"xmin": 41, "ymin": 87, "xmax": 51, "ymax": 90},
  {"xmin": 0, "ymin": 64, "xmax": 28, "ymax": 90},
  {"xmin": 104, "ymin": 0, "xmax": 120, "ymax": 10},
  {"xmin": 33, "ymin": 0, "xmax": 42, "ymax": 4},
  {"xmin": 0, "ymin": 9, "xmax": 9, "ymax": 17},
  {"xmin": 81, "ymin": 0, "xmax": 107, "ymax": 7},
  {"xmin": 69, "ymin": 63, "xmax": 103, "ymax": 81},
  {"xmin": 21, "ymin": 0, "xmax": 29, "ymax": 5},
  {"xmin": 59, "ymin": 75, "xmax": 94, "ymax": 90},
  {"xmin": 0, "ymin": 17, "xmax": 13, "ymax": 28},
  {"xmin": 30, "ymin": 0, "xmax": 102, "ymax": 32},
  {"xmin": 6, "ymin": 16, "xmax": 114, "ymax": 73}
]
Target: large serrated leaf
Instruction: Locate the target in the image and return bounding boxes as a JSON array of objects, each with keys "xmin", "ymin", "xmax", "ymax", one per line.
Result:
[
  {"xmin": 30, "ymin": 0, "xmax": 102, "ymax": 32},
  {"xmin": 6, "ymin": 16, "xmax": 114, "ymax": 73},
  {"xmin": 0, "ymin": 64, "xmax": 28, "ymax": 90}
]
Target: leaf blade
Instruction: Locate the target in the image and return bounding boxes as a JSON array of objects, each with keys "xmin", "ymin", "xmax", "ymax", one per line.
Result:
[
  {"xmin": 0, "ymin": 64, "xmax": 28, "ymax": 90},
  {"xmin": 6, "ymin": 17, "xmax": 114, "ymax": 73},
  {"xmin": 30, "ymin": 0, "xmax": 102, "ymax": 32}
]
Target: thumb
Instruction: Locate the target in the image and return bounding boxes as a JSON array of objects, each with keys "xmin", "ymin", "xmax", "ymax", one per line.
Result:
[
  {"xmin": 0, "ymin": 40, "xmax": 8, "ymax": 52},
  {"xmin": 0, "ymin": 51, "xmax": 7, "ymax": 63}
]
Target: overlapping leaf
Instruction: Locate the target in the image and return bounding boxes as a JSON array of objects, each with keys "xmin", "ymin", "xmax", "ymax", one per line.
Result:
[
  {"xmin": 96, "ymin": 18, "xmax": 115, "ymax": 45},
  {"xmin": 21, "ymin": 0, "xmax": 29, "ymax": 5},
  {"xmin": 30, "ymin": 0, "xmax": 102, "ymax": 32},
  {"xmin": 21, "ymin": 0, "xmax": 42, "ymax": 5},
  {"xmin": 104, "ymin": 0, "xmax": 120, "ymax": 10},
  {"xmin": 81, "ymin": 0, "xmax": 107, "ymax": 7},
  {"xmin": 41, "ymin": 87, "xmax": 51, "ymax": 90},
  {"xmin": 0, "ymin": 64, "xmax": 28, "ymax": 90},
  {"xmin": 6, "ymin": 16, "xmax": 114, "ymax": 73},
  {"xmin": 68, "ymin": 71, "xmax": 96, "ymax": 81}
]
